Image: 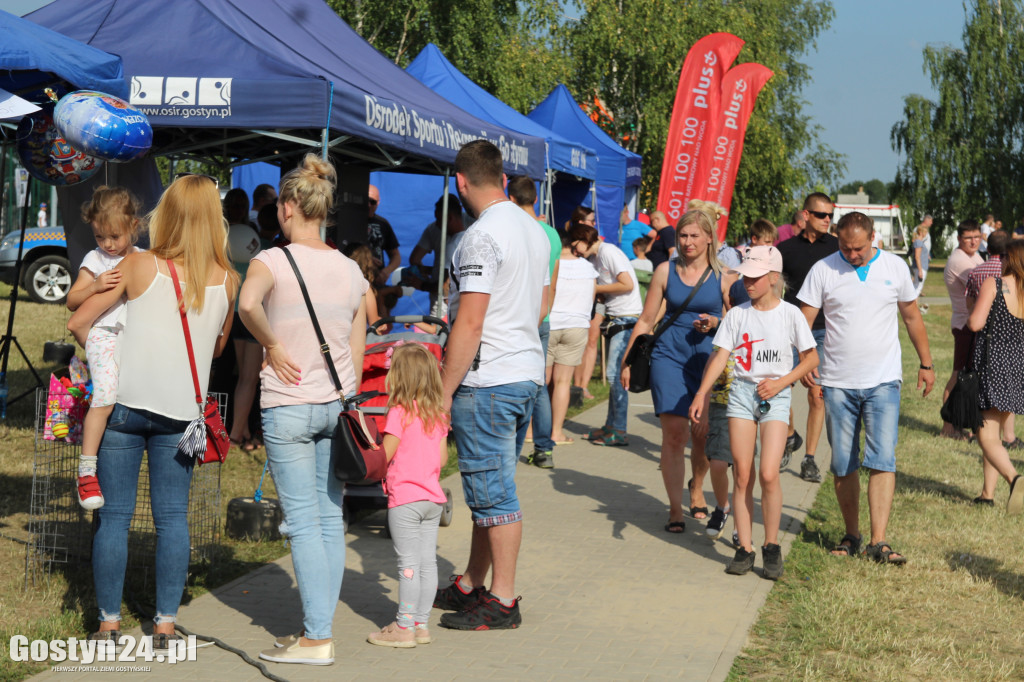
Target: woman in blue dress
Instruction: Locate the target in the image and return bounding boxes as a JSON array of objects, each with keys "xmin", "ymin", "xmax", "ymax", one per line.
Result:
[{"xmin": 622, "ymin": 204, "xmax": 735, "ymax": 532}]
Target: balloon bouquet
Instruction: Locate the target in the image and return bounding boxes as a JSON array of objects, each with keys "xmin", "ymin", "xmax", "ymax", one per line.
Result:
[{"xmin": 16, "ymin": 88, "xmax": 153, "ymax": 185}]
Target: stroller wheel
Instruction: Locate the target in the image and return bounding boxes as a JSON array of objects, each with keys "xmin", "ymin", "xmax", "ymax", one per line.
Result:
[{"xmin": 439, "ymin": 488, "xmax": 454, "ymax": 527}]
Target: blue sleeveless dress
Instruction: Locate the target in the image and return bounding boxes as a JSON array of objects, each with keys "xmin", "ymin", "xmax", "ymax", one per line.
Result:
[{"xmin": 650, "ymin": 263, "xmax": 723, "ymax": 416}]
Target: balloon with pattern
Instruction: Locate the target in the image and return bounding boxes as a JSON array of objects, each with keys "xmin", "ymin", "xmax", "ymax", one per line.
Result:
[
  {"xmin": 54, "ymin": 90, "xmax": 153, "ymax": 162},
  {"xmin": 16, "ymin": 107, "xmax": 102, "ymax": 186}
]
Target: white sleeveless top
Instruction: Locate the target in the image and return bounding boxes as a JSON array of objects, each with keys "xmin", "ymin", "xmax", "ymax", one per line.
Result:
[{"xmin": 117, "ymin": 259, "xmax": 229, "ymax": 422}]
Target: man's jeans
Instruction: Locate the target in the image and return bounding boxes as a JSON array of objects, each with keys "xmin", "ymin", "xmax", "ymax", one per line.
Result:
[
  {"xmin": 530, "ymin": 321, "xmax": 555, "ymax": 452},
  {"xmin": 605, "ymin": 316, "xmax": 638, "ymax": 433}
]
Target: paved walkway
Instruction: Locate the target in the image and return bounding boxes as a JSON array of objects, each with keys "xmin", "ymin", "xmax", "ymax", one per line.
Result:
[{"xmin": 34, "ymin": 391, "xmax": 828, "ymax": 681}]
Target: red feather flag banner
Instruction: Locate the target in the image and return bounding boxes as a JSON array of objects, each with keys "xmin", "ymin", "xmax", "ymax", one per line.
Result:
[
  {"xmin": 692, "ymin": 62, "xmax": 774, "ymax": 242},
  {"xmin": 656, "ymin": 33, "xmax": 745, "ymax": 225}
]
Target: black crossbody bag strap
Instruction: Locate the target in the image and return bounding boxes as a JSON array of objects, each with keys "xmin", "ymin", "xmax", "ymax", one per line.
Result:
[
  {"xmin": 282, "ymin": 247, "xmax": 344, "ymax": 400},
  {"xmin": 649, "ymin": 264, "xmax": 713, "ymax": 346}
]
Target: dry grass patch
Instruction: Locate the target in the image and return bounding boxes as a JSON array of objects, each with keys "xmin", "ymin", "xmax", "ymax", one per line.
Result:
[{"xmin": 730, "ymin": 297, "xmax": 1024, "ymax": 680}]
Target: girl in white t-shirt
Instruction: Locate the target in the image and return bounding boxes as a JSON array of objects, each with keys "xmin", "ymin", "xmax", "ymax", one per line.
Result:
[
  {"xmin": 689, "ymin": 246, "xmax": 818, "ymax": 580},
  {"xmin": 66, "ymin": 186, "xmax": 143, "ymax": 511}
]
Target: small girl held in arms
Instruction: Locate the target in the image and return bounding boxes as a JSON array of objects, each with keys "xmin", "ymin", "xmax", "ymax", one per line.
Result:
[
  {"xmin": 66, "ymin": 187, "xmax": 143, "ymax": 510},
  {"xmin": 367, "ymin": 343, "xmax": 449, "ymax": 648},
  {"xmin": 689, "ymin": 246, "xmax": 818, "ymax": 580}
]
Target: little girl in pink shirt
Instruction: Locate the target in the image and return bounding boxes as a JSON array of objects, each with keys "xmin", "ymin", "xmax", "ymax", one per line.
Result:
[{"xmin": 367, "ymin": 343, "xmax": 449, "ymax": 648}]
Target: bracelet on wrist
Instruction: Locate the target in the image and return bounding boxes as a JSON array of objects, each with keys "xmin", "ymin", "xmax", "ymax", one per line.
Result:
[{"xmin": 920, "ymin": 364, "xmax": 933, "ymax": 370}]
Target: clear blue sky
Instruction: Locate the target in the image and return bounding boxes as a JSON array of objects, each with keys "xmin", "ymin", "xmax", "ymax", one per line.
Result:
[{"xmin": 802, "ymin": 1, "xmax": 965, "ymax": 185}]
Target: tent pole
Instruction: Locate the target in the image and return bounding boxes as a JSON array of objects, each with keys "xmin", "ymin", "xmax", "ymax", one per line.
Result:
[
  {"xmin": 322, "ymin": 82, "xmax": 334, "ymax": 160},
  {"xmin": 436, "ymin": 169, "xmax": 450, "ymax": 316},
  {"xmin": 546, "ymin": 170, "xmax": 555, "ymax": 226}
]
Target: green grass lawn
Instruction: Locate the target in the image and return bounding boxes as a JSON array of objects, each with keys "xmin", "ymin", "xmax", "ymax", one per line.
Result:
[{"xmin": 728, "ymin": 285, "xmax": 1024, "ymax": 680}]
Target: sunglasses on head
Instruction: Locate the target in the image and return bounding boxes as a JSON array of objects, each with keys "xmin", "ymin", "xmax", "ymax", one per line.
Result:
[
  {"xmin": 807, "ymin": 209, "xmax": 833, "ymax": 221},
  {"xmin": 173, "ymin": 172, "xmax": 219, "ymax": 188}
]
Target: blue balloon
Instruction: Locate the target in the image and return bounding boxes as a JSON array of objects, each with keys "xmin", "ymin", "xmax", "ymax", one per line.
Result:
[
  {"xmin": 54, "ymin": 91, "xmax": 153, "ymax": 162},
  {"xmin": 16, "ymin": 108, "xmax": 102, "ymax": 186}
]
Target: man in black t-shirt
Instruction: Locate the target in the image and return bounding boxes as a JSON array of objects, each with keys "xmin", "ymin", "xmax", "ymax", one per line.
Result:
[
  {"xmin": 647, "ymin": 210, "xmax": 677, "ymax": 268},
  {"xmin": 367, "ymin": 184, "xmax": 401, "ymax": 286},
  {"xmin": 777, "ymin": 192, "xmax": 839, "ymax": 482}
]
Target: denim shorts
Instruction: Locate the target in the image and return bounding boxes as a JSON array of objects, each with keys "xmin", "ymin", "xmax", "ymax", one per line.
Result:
[
  {"xmin": 726, "ymin": 379, "xmax": 791, "ymax": 424},
  {"xmin": 824, "ymin": 381, "xmax": 901, "ymax": 476},
  {"xmin": 450, "ymin": 381, "xmax": 539, "ymax": 526},
  {"xmin": 705, "ymin": 402, "xmax": 760, "ymax": 463},
  {"xmin": 791, "ymin": 327, "xmax": 826, "ymax": 386}
]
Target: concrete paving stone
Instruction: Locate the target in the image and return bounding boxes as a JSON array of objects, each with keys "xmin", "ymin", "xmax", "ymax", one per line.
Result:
[{"xmin": 28, "ymin": 392, "xmax": 826, "ymax": 682}]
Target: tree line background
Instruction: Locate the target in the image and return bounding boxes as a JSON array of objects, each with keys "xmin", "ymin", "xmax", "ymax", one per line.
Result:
[{"xmin": 329, "ymin": 0, "xmax": 844, "ymax": 239}]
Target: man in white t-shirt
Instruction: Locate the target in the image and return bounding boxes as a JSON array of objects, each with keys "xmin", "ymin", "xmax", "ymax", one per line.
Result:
[
  {"xmin": 436, "ymin": 140, "xmax": 550, "ymax": 631},
  {"xmin": 979, "ymin": 213, "xmax": 995, "ymax": 254},
  {"xmin": 798, "ymin": 211, "xmax": 935, "ymax": 565}
]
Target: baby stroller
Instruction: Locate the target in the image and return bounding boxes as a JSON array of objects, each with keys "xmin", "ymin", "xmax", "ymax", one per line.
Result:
[{"xmin": 342, "ymin": 315, "xmax": 455, "ymax": 534}]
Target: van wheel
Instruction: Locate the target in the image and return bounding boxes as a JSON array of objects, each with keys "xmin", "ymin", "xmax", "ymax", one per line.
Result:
[{"xmin": 24, "ymin": 255, "xmax": 72, "ymax": 304}]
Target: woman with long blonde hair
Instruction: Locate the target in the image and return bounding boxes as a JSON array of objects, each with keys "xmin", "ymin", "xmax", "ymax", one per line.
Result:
[
  {"xmin": 621, "ymin": 204, "xmax": 736, "ymax": 532},
  {"xmin": 240, "ymin": 154, "xmax": 367, "ymax": 666},
  {"xmin": 68, "ymin": 173, "xmax": 238, "ymax": 651}
]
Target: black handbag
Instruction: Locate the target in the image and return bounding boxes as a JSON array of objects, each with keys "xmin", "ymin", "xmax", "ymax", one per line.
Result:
[
  {"xmin": 940, "ymin": 307, "xmax": 991, "ymax": 432},
  {"xmin": 623, "ymin": 265, "xmax": 713, "ymax": 393},
  {"xmin": 282, "ymin": 248, "xmax": 388, "ymax": 484}
]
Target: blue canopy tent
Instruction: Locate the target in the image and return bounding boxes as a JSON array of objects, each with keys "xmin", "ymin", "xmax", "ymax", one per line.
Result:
[
  {"xmin": 27, "ymin": 0, "xmax": 545, "ymax": 177},
  {"xmin": 404, "ymin": 44, "xmax": 597, "ymax": 221},
  {"xmin": 529, "ymin": 85, "xmax": 642, "ymax": 243},
  {"xmin": 0, "ymin": 9, "xmax": 127, "ymax": 100}
]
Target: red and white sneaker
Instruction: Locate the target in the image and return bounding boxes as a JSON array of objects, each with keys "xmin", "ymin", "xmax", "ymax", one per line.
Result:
[{"xmin": 77, "ymin": 475, "xmax": 105, "ymax": 510}]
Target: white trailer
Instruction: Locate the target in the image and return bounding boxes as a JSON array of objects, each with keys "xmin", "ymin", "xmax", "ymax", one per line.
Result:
[{"xmin": 832, "ymin": 203, "xmax": 909, "ymax": 254}]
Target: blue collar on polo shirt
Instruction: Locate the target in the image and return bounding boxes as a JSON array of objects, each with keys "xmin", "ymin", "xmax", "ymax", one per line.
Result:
[{"xmin": 839, "ymin": 247, "xmax": 880, "ymax": 282}]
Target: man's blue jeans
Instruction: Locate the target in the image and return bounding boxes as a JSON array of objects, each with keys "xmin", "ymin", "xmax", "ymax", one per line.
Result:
[
  {"xmin": 93, "ymin": 404, "xmax": 193, "ymax": 625},
  {"xmin": 262, "ymin": 400, "xmax": 345, "ymax": 640},
  {"xmin": 605, "ymin": 316, "xmax": 638, "ymax": 434},
  {"xmin": 451, "ymin": 381, "xmax": 540, "ymax": 526},
  {"xmin": 530, "ymin": 321, "xmax": 555, "ymax": 452}
]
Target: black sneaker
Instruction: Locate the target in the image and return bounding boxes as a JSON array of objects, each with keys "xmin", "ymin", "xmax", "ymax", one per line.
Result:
[
  {"xmin": 800, "ymin": 457, "xmax": 822, "ymax": 483},
  {"xmin": 528, "ymin": 450, "xmax": 554, "ymax": 469},
  {"xmin": 706, "ymin": 507, "xmax": 728, "ymax": 538},
  {"xmin": 439, "ymin": 592, "xmax": 521, "ymax": 630},
  {"xmin": 762, "ymin": 543, "xmax": 784, "ymax": 580},
  {"xmin": 781, "ymin": 431, "xmax": 802, "ymax": 470},
  {"xmin": 433, "ymin": 575, "xmax": 485, "ymax": 611},
  {"xmin": 726, "ymin": 548, "xmax": 756, "ymax": 575}
]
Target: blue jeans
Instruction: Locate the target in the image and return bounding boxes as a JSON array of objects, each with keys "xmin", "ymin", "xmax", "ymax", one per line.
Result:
[
  {"xmin": 451, "ymin": 381, "xmax": 540, "ymax": 526},
  {"xmin": 605, "ymin": 316, "xmax": 637, "ymax": 433},
  {"xmin": 823, "ymin": 381, "xmax": 901, "ymax": 476},
  {"xmin": 262, "ymin": 400, "xmax": 345, "ymax": 640},
  {"xmin": 93, "ymin": 404, "xmax": 194, "ymax": 625},
  {"xmin": 531, "ymin": 321, "xmax": 555, "ymax": 452}
]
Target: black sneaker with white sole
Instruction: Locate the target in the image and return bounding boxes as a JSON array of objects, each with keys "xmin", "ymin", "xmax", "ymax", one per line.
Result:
[
  {"xmin": 762, "ymin": 543, "xmax": 784, "ymax": 580},
  {"xmin": 726, "ymin": 548, "xmax": 756, "ymax": 575},
  {"xmin": 439, "ymin": 593, "xmax": 521, "ymax": 630},
  {"xmin": 706, "ymin": 507, "xmax": 728, "ymax": 538}
]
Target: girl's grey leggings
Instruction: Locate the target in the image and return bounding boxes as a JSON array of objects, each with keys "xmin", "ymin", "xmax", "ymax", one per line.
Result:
[{"xmin": 388, "ymin": 500, "xmax": 443, "ymax": 626}]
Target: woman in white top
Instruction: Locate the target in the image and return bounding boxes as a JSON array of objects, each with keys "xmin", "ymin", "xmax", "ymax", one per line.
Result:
[
  {"xmin": 240, "ymin": 154, "xmax": 368, "ymax": 666},
  {"xmin": 547, "ymin": 238, "xmax": 598, "ymax": 445},
  {"xmin": 69, "ymin": 174, "xmax": 237, "ymax": 650}
]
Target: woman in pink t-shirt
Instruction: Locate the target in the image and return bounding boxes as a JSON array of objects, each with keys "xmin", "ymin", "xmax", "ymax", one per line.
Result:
[{"xmin": 367, "ymin": 343, "xmax": 449, "ymax": 649}]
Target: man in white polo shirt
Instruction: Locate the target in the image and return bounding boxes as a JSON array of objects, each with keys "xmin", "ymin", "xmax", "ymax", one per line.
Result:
[
  {"xmin": 797, "ymin": 211, "xmax": 935, "ymax": 565},
  {"xmin": 435, "ymin": 140, "xmax": 550, "ymax": 631}
]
